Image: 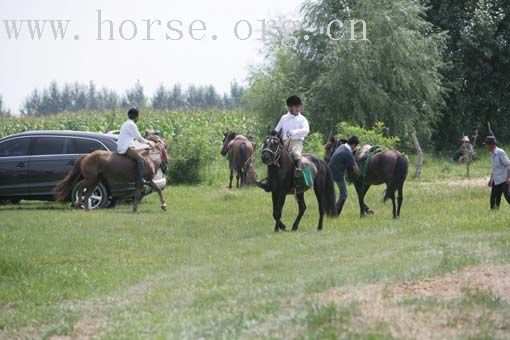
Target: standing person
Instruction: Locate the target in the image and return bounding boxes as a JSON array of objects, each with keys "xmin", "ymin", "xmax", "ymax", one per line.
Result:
[
  {"xmin": 486, "ymin": 135, "xmax": 510, "ymax": 209},
  {"xmin": 117, "ymin": 108, "xmax": 153, "ymax": 188},
  {"xmin": 257, "ymin": 95, "xmax": 310, "ymax": 192},
  {"xmin": 328, "ymin": 136, "xmax": 361, "ymax": 215},
  {"xmin": 454, "ymin": 136, "xmax": 474, "ymax": 163}
]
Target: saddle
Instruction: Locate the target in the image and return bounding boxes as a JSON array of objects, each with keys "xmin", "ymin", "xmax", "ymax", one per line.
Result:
[
  {"xmin": 355, "ymin": 145, "xmax": 383, "ymax": 178},
  {"xmin": 291, "ymin": 157, "xmax": 315, "ymax": 195}
]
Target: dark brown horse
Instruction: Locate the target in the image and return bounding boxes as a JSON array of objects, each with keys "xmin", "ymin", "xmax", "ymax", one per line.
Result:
[
  {"xmin": 53, "ymin": 135, "xmax": 169, "ymax": 213},
  {"xmin": 324, "ymin": 137, "xmax": 408, "ymax": 219},
  {"xmin": 221, "ymin": 131, "xmax": 256, "ymax": 188},
  {"xmin": 261, "ymin": 130, "xmax": 338, "ymax": 232}
]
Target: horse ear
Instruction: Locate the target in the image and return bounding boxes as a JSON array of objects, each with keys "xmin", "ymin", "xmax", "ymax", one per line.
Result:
[
  {"xmin": 329, "ymin": 137, "xmax": 336, "ymax": 143},
  {"xmin": 277, "ymin": 129, "xmax": 283, "ymax": 139},
  {"xmin": 267, "ymin": 125, "xmax": 271, "ymax": 135}
]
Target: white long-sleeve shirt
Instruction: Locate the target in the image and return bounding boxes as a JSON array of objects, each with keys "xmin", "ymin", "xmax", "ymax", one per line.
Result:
[
  {"xmin": 117, "ymin": 119, "xmax": 149, "ymax": 154},
  {"xmin": 275, "ymin": 112, "xmax": 310, "ymax": 141},
  {"xmin": 491, "ymin": 147, "xmax": 510, "ymax": 185}
]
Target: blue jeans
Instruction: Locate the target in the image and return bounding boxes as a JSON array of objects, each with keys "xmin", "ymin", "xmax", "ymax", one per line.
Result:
[{"xmin": 336, "ymin": 176, "xmax": 348, "ymax": 201}]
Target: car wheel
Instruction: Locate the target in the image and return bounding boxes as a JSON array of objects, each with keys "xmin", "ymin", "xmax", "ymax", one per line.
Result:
[
  {"xmin": 71, "ymin": 180, "xmax": 110, "ymax": 210},
  {"xmin": 106, "ymin": 199, "xmax": 119, "ymax": 208}
]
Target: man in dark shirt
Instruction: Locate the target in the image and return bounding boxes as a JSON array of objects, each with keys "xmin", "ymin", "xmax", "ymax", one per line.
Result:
[{"xmin": 328, "ymin": 136, "xmax": 361, "ymax": 215}]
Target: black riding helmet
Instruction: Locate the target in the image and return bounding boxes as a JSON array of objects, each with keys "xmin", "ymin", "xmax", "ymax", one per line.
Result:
[{"xmin": 286, "ymin": 95, "xmax": 302, "ymax": 107}]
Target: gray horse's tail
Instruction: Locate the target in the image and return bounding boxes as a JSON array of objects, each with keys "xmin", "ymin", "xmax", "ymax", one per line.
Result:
[{"xmin": 384, "ymin": 154, "xmax": 408, "ymax": 202}]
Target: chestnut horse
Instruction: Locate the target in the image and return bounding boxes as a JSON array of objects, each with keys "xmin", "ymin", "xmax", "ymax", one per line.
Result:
[
  {"xmin": 221, "ymin": 131, "xmax": 256, "ymax": 188},
  {"xmin": 53, "ymin": 134, "xmax": 169, "ymax": 213}
]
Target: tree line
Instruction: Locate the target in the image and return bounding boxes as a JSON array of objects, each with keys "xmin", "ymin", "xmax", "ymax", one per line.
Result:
[
  {"xmin": 243, "ymin": 0, "xmax": 510, "ymax": 149},
  {"xmin": 16, "ymin": 80, "xmax": 245, "ymax": 116}
]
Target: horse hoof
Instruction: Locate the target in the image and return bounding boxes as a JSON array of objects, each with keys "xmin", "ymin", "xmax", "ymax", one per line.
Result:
[
  {"xmin": 367, "ymin": 210, "xmax": 374, "ymax": 215},
  {"xmin": 161, "ymin": 204, "xmax": 167, "ymax": 211}
]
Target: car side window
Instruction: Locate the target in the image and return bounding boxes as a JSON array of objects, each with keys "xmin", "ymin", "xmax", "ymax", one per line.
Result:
[
  {"xmin": 0, "ymin": 138, "xmax": 30, "ymax": 157},
  {"xmin": 31, "ymin": 137, "xmax": 66, "ymax": 155},
  {"xmin": 68, "ymin": 138, "xmax": 105, "ymax": 154}
]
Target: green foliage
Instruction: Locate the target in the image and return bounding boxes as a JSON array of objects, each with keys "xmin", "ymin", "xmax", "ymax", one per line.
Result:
[
  {"xmin": 0, "ymin": 110, "xmax": 259, "ymax": 184},
  {"xmin": 427, "ymin": 0, "xmax": 510, "ymax": 148},
  {"xmin": 337, "ymin": 121, "xmax": 399, "ymax": 149},
  {"xmin": 244, "ymin": 0, "xmax": 446, "ymax": 144},
  {"xmin": 304, "ymin": 131, "xmax": 325, "ymax": 157}
]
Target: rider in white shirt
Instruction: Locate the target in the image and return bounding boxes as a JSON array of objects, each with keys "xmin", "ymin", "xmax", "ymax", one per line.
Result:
[
  {"xmin": 118, "ymin": 108, "xmax": 152, "ymax": 188},
  {"xmin": 275, "ymin": 95, "xmax": 310, "ymax": 173}
]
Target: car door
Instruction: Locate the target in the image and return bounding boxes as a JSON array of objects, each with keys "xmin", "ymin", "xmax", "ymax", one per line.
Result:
[
  {"xmin": 0, "ymin": 137, "xmax": 31, "ymax": 197},
  {"xmin": 27, "ymin": 136, "xmax": 76, "ymax": 196}
]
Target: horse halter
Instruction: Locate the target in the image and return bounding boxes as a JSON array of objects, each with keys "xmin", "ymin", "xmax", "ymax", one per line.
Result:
[{"xmin": 262, "ymin": 136, "xmax": 282, "ymax": 166}]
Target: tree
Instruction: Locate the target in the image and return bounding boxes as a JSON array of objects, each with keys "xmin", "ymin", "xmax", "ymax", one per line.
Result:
[
  {"xmin": 427, "ymin": 0, "xmax": 510, "ymax": 148},
  {"xmin": 244, "ymin": 0, "xmax": 446, "ymax": 143},
  {"xmin": 152, "ymin": 84, "xmax": 169, "ymax": 110},
  {"xmin": 0, "ymin": 94, "xmax": 7, "ymax": 117},
  {"xmin": 123, "ymin": 80, "xmax": 146, "ymax": 109}
]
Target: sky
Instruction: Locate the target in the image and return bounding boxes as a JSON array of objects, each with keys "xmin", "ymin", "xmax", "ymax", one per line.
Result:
[{"xmin": 0, "ymin": 0, "xmax": 302, "ymax": 113}]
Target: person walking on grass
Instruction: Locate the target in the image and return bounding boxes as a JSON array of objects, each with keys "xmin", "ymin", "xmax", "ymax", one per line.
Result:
[
  {"xmin": 328, "ymin": 136, "xmax": 361, "ymax": 216},
  {"xmin": 117, "ymin": 108, "xmax": 153, "ymax": 188},
  {"xmin": 485, "ymin": 135, "xmax": 510, "ymax": 210}
]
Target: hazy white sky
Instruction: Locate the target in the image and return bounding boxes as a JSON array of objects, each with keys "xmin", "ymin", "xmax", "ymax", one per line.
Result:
[{"xmin": 0, "ymin": 0, "xmax": 302, "ymax": 112}]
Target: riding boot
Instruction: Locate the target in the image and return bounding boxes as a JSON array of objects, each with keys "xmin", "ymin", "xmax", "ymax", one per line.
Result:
[
  {"xmin": 256, "ymin": 178, "xmax": 271, "ymax": 193},
  {"xmin": 336, "ymin": 199, "xmax": 346, "ymax": 216},
  {"xmin": 294, "ymin": 159, "xmax": 303, "ymax": 178},
  {"xmin": 136, "ymin": 160, "xmax": 146, "ymax": 188}
]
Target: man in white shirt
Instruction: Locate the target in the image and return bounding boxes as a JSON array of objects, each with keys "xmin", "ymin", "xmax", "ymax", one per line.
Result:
[
  {"xmin": 486, "ymin": 135, "xmax": 510, "ymax": 209},
  {"xmin": 118, "ymin": 108, "xmax": 152, "ymax": 188},
  {"xmin": 275, "ymin": 95, "xmax": 310, "ymax": 174}
]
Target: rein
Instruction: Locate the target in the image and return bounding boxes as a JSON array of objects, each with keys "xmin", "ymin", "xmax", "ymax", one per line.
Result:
[{"xmin": 262, "ymin": 137, "xmax": 282, "ymax": 167}]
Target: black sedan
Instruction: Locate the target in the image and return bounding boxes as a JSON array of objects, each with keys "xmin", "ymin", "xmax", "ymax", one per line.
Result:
[{"xmin": 0, "ymin": 131, "xmax": 166, "ymax": 209}]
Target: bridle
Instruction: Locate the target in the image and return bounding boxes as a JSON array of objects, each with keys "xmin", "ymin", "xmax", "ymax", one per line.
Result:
[{"xmin": 262, "ymin": 135, "xmax": 283, "ymax": 167}]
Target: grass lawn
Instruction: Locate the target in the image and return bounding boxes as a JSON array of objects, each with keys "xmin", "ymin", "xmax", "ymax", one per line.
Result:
[{"xmin": 1, "ymin": 153, "xmax": 510, "ymax": 339}]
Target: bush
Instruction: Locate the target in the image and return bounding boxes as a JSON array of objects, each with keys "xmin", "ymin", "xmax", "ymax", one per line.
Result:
[
  {"xmin": 336, "ymin": 121, "xmax": 399, "ymax": 149},
  {"xmin": 304, "ymin": 132, "xmax": 325, "ymax": 158}
]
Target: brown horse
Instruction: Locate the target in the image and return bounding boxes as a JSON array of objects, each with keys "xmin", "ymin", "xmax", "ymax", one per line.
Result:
[
  {"xmin": 324, "ymin": 137, "xmax": 408, "ymax": 219},
  {"xmin": 53, "ymin": 134, "xmax": 169, "ymax": 213},
  {"xmin": 221, "ymin": 131, "xmax": 256, "ymax": 188}
]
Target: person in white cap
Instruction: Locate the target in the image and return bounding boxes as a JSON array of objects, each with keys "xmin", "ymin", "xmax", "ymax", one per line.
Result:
[{"xmin": 453, "ymin": 135, "xmax": 474, "ymax": 163}]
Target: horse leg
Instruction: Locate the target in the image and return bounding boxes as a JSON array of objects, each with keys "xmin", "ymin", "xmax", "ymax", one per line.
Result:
[
  {"xmin": 82, "ymin": 180, "xmax": 98, "ymax": 211},
  {"xmin": 361, "ymin": 185, "xmax": 373, "ymax": 215},
  {"xmin": 397, "ymin": 184, "xmax": 404, "ymax": 217},
  {"xmin": 132, "ymin": 186, "xmax": 145, "ymax": 214},
  {"xmin": 292, "ymin": 193, "xmax": 307, "ymax": 231},
  {"xmin": 148, "ymin": 180, "xmax": 167, "ymax": 211},
  {"xmin": 355, "ymin": 181, "xmax": 366, "ymax": 218},
  {"xmin": 390, "ymin": 191, "xmax": 397, "ymax": 219},
  {"xmin": 229, "ymin": 168, "xmax": 233, "ymax": 189},
  {"xmin": 236, "ymin": 170, "xmax": 240, "ymax": 189},
  {"xmin": 272, "ymin": 192, "xmax": 287, "ymax": 232},
  {"xmin": 314, "ymin": 188, "xmax": 325, "ymax": 231}
]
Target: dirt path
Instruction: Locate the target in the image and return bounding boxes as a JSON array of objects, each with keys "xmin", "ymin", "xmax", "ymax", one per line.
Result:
[{"xmin": 318, "ymin": 265, "xmax": 510, "ymax": 339}]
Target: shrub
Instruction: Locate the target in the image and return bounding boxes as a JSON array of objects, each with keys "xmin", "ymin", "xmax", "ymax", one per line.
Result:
[{"xmin": 336, "ymin": 121, "xmax": 399, "ymax": 149}]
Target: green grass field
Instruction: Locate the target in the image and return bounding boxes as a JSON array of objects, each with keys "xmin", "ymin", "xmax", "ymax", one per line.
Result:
[{"xmin": 1, "ymin": 153, "xmax": 510, "ymax": 339}]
